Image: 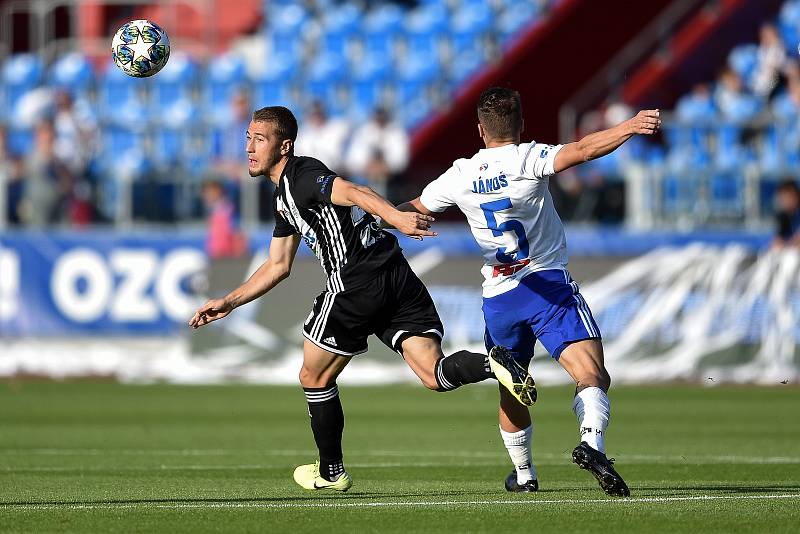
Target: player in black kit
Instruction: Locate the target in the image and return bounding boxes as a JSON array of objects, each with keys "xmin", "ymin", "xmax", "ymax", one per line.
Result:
[{"xmin": 189, "ymin": 106, "xmax": 533, "ymax": 492}]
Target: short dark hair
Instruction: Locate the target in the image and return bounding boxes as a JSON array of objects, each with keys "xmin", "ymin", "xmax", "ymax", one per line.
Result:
[
  {"xmin": 777, "ymin": 179, "xmax": 800, "ymax": 196},
  {"xmin": 477, "ymin": 87, "xmax": 522, "ymax": 139},
  {"xmin": 252, "ymin": 106, "xmax": 298, "ymax": 141}
]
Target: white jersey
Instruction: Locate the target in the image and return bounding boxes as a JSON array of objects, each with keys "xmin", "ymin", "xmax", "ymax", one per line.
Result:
[{"xmin": 420, "ymin": 142, "xmax": 568, "ymax": 298}]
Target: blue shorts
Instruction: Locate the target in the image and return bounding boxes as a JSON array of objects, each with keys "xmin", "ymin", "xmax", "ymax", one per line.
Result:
[{"xmin": 483, "ymin": 269, "xmax": 601, "ymax": 364}]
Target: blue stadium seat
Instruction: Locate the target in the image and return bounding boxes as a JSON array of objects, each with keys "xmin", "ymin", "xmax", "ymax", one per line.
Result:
[
  {"xmin": 362, "ymin": 5, "xmax": 404, "ymax": 58},
  {"xmin": 403, "ymin": 4, "xmax": 448, "ymax": 58},
  {"xmin": 103, "ymin": 125, "xmax": 147, "ymax": 163},
  {"xmin": 709, "ymin": 173, "xmax": 744, "ymax": 216},
  {"xmin": 727, "ymin": 45, "xmax": 759, "ymax": 86},
  {"xmin": 183, "ymin": 132, "xmax": 212, "ymax": 177},
  {"xmin": 48, "ymin": 53, "xmax": 95, "ymax": 96},
  {"xmin": 758, "ymin": 127, "xmax": 783, "ymax": 176},
  {"xmin": 713, "ymin": 140, "xmax": 746, "ymax": 173},
  {"xmin": 720, "ymin": 93, "xmax": 762, "ymax": 123},
  {"xmin": 779, "ymin": 0, "xmax": 800, "ymax": 52},
  {"xmin": 675, "ymin": 92, "xmax": 717, "ymax": 125},
  {"xmin": 304, "ymin": 54, "xmax": 347, "ymax": 113},
  {"xmin": 450, "ymin": 51, "xmax": 483, "ymax": 88},
  {"xmin": 497, "ymin": 2, "xmax": 539, "ymax": 47},
  {"xmin": 350, "ymin": 79, "xmax": 384, "ymax": 119},
  {"xmin": 662, "ymin": 173, "xmax": 700, "ymax": 216},
  {"xmin": 204, "ymin": 53, "xmax": 249, "ymax": 125},
  {"xmin": 263, "ymin": 3, "xmax": 307, "ymax": 58},
  {"xmin": 98, "ymin": 61, "xmax": 147, "ymax": 124},
  {"xmin": 319, "ymin": 4, "xmax": 362, "ymax": 60},
  {"xmin": 6, "ymin": 128, "xmax": 34, "ymax": 156},
  {"xmin": 151, "ymin": 53, "xmax": 198, "ymax": 109},
  {"xmin": 449, "ymin": 2, "xmax": 493, "ymax": 55},
  {"xmin": 353, "ymin": 52, "xmax": 393, "ymax": 83},
  {"xmin": 266, "ymin": 3, "xmax": 309, "ymax": 33},
  {"xmin": 771, "ymin": 90, "xmax": 799, "ymax": 123},
  {"xmin": 159, "ymin": 98, "xmax": 197, "ymax": 129},
  {"xmin": 264, "ymin": 30, "xmax": 303, "ymax": 61},
  {"xmin": 395, "ymin": 53, "xmax": 438, "ymax": 105},
  {"xmin": 2, "ymin": 54, "xmax": 43, "ymax": 110},
  {"xmin": 662, "ymin": 122, "xmax": 695, "ymax": 149},
  {"xmin": 321, "ymin": 3, "xmax": 362, "ymax": 35},
  {"xmin": 349, "ymin": 54, "xmax": 393, "ymax": 117},
  {"xmin": 397, "ymin": 96, "xmax": 433, "ymax": 130},
  {"xmin": 321, "ymin": 29, "xmax": 353, "ymax": 58},
  {"xmin": 153, "ymin": 129, "xmax": 183, "ymax": 167},
  {"xmin": 252, "ymin": 58, "xmax": 297, "ymax": 109}
]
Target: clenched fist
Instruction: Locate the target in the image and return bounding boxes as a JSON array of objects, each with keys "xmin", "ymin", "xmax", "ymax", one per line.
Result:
[{"xmin": 628, "ymin": 109, "xmax": 661, "ymax": 135}]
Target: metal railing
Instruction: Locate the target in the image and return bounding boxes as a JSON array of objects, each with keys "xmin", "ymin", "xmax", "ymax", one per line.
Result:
[{"xmin": 558, "ymin": 0, "xmax": 707, "ymax": 143}]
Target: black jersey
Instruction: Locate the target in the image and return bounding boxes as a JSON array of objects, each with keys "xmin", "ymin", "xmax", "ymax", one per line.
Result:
[{"xmin": 272, "ymin": 155, "xmax": 402, "ymax": 289}]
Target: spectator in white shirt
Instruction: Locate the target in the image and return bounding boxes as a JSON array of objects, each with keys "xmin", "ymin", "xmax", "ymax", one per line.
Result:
[
  {"xmin": 345, "ymin": 107, "xmax": 409, "ymax": 197},
  {"xmin": 752, "ymin": 23, "xmax": 787, "ymax": 98},
  {"xmin": 294, "ymin": 101, "xmax": 350, "ymax": 171}
]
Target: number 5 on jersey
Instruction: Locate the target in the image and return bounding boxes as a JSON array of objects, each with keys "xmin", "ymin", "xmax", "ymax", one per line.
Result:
[{"xmin": 480, "ymin": 198, "xmax": 529, "ymax": 264}]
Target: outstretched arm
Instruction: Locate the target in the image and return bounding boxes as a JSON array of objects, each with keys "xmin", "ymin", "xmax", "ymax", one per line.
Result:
[
  {"xmin": 554, "ymin": 109, "xmax": 661, "ymax": 173},
  {"xmin": 188, "ymin": 234, "xmax": 301, "ymax": 329},
  {"xmin": 396, "ymin": 197, "xmax": 433, "ymax": 216},
  {"xmin": 330, "ymin": 178, "xmax": 437, "ymax": 240}
]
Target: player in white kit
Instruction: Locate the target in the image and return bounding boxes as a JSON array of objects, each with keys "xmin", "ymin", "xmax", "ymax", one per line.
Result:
[{"xmin": 398, "ymin": 87, "xmax": 660, "ymax": 496}]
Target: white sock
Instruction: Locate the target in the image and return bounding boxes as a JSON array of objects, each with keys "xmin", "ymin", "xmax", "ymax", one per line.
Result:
[
  {"xmin": 572, "ymin": 387, "xmax": 611, "ymax": 454},
  {"xmin": 500, "ymin": 425, "xmax": 537, "ymax": 484}
]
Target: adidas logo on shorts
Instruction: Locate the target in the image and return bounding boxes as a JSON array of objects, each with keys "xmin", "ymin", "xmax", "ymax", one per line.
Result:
[{"xmin": 323, "ymin": 337, "xmax": 338, "ymax": 347}]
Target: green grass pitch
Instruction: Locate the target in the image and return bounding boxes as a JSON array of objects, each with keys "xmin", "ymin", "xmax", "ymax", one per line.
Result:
[{"xmin": 0, "ymin": 382, "xmax": 798, "ymax": 533}]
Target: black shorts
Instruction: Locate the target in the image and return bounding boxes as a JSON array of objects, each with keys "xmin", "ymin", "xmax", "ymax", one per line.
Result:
[{"xmin": 302, "ymin": 257, "xmax": 444, "ymax": 356}]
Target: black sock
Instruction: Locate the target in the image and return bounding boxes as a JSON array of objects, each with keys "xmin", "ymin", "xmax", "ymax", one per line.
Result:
[
  {"xmin": 434, "ymin": 350, "xmax": 493, "ymax": 391},
  {"xmin": 303, "ymin": 384, "xmax": 345, "ymax": 481}
]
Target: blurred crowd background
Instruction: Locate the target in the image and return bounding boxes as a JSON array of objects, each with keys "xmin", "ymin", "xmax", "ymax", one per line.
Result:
[
  {"xmin": 1, "ymin": 0, "xmax": 799, "ymax": 383},
  {"xmin": 1, "ymin": 0, "xmax": 798, "ymax": 247},
  {"xmin": 0, "ymin": 0, "xmax": 558, "ymax": 232}
]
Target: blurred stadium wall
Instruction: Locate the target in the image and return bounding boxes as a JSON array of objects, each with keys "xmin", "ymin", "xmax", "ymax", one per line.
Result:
[{"xmin": 0, "ymin": 0, "xmax": 798, "ymax": 384}]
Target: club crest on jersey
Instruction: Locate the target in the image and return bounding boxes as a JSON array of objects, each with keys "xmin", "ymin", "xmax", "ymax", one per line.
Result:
[
  {"xmin": 472, "ymin": 174, "xmax": 508, "ymax": 194},
  {"xmin": 479, "ymin": 163, "xmax": 488, "ymax": 171},
  {"xmin": 316, "ymin": 174, "xmax": 335, "ymax": 195}
]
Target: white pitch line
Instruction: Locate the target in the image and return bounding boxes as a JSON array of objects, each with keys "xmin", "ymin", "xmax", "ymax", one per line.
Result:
[
  {"xmin": 5, "ymin": 454, "xmax": 800, "ymax": 473},
  {"xmin": 1, "ymin": 493, "xmax": 798, "ymax": 512},
  {"xmin": 0, "ymin": 462, "xmax": 503, "ymax": 473},
  {"xmin": 1, "ymin": 449, "xmax": 799, "ymax": 465}
]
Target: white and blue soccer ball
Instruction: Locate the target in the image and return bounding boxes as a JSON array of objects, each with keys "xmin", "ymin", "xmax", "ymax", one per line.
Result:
[{"xmin": 111, "ymin": 19, "xmax": 170, "ymax": 78}]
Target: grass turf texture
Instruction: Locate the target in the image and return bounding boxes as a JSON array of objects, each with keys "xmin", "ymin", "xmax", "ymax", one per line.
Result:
[{"xmin": 0, "ymin": 383, "xmax": 798, "ymax": 533}]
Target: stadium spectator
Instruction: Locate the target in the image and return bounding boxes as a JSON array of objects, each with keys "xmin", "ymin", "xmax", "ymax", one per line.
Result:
[
  {"xmin": 295, "ymin": 101, "xmax": 350, "ymax": 172},
  {"xmin": 211, "ymin": 89, "xmax": 251, "ymax": 196},
  {"xmin": 202, "ymin": 180, "xmax": 248, "ymax": 259},
  {"xmin": 53, "ymin": 90, "xmax": 97, "ymax": 176},
  {"xmin": 714, "ymin": 67, "xmax": 761, "ymax": 122},
  {"xmin": 783, "ymin": 57, "xmax": 800, "ymax": 83},
  {"xmin": 345, "ymin": 107, "xmax": 409, "ymax": 198},
  {"xmin": 772, "ymin": 76, "xmax": 800, "ymax": 120},
  {"xmin": 0, "ymin": 127, "xmax": 22, "ymax": 226},
  {"xmin": 752, "ymin": 23, "xmax": 787, "ymax": 98},
  {"xmin": 19, "ymin": 120, "xmax": 75, "ymax": 227},
  {"xmin": 772, "ymin": 179, "xmax": 800, "ymax": 248},
  {"xmin": 676, "ymin": 83, "xmax": 716, "ymax": 124}
]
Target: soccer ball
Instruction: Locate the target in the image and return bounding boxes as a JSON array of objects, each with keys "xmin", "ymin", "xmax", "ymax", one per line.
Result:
[{"xmin": 111, "ymin": 19, "xmax": 170, "ymax": 78}]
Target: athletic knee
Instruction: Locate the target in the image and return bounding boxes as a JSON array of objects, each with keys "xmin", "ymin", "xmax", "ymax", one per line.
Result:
[
  {"xmin": 575, "ymin": 368, "xmax": 611, "ymax": 392},
  {"xmin": 419, "ymin": 369, "xmax": 440, "ymax": 391},
  {"xmin": 408, "ymin": 355, "xmax": 442, "ymax": 391},
  {"xmin": 600, "ymin": 369, "xmax": 611, "ymax": 391},
  {"xmin": 299, "ymin": 366, "xmax": 332, "ymax": 388}
]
